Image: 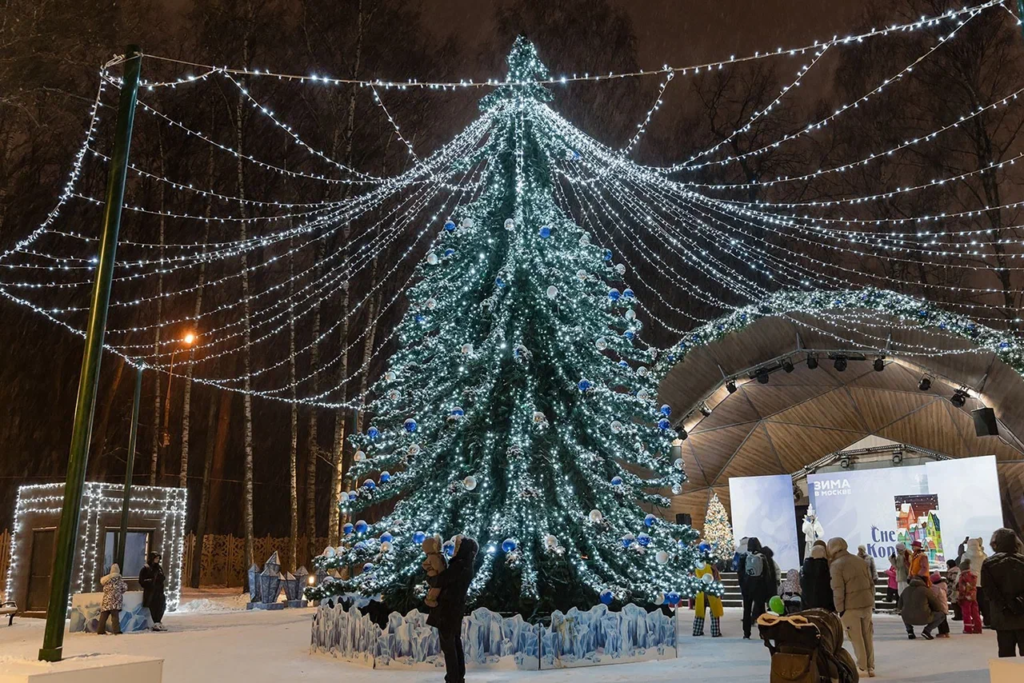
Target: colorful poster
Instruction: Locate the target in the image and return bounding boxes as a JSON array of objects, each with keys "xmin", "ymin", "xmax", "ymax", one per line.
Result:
[{"xmin": 894, "ymin": 494, "xmax": 944, "ymax": 565}]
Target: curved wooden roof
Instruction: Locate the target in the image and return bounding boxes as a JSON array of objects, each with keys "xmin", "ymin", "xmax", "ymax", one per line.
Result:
[{"xmin": 656, "ymin": 312, "xmax": 1024, "ymax": 534}]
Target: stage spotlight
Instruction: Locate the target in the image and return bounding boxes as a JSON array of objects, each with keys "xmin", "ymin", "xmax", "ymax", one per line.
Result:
[
  {"xmin": 840, "ymin": 456, "xmax": 851, "ymax": 469},
  {"xmin": 892, "ymin": 451, "xmax": 903, "ymax": 465},
  {"xmin": 726, "ymin": 380, "xmax": 737, "ymax": 394},
  {"xmin": 950, "ymin": 388, "xmax": 969, "ymax": 408},
  {"xmin": 918, "ymin": 377, "xmax": 931, "ymax": 392},
  {"xmin": 806, "ymin": 354, "xmax": 819, "ymax": 370},
  {"xmin": 756, "ymin": 367, "xmax": 770, "ymax": 384},
  {"xmin": 782, "ymin": 358, "xmax": 795, "ymax": 373},
  {"xmin": 834, "ymin": 355, "xmax": 848, "ymax": 372},
  {"xmin": 699, "ymin": 403, "xmax": 712, "ymax": 417},
  {"xmin": 675, "ymin": 427, "xmax": 688, "ymax": 441},
  {"xmin": 873, "ymin": 357, "xmax": 885, "ymax": 372}
]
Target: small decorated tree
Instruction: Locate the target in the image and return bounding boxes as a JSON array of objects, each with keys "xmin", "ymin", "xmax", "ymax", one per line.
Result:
[{"xmin": 703, "ymin": 493, "xmax": 735, "ymax": 559}]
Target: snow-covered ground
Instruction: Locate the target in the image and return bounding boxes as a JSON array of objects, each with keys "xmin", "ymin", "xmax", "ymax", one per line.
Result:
[{"xmin": 0, "ymin": 605, "xmax": 1002, "ymax": 682}]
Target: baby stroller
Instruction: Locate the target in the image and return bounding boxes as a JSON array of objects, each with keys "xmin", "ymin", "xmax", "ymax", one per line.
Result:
[{"xmin": 757, "ymin": 609, "xmax": 858, "ymax": 683}]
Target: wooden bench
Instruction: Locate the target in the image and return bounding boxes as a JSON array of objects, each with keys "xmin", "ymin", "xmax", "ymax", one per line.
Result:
[{"xmin": 1, "ymin": 600, "xmax": 17, "ymax": 625}]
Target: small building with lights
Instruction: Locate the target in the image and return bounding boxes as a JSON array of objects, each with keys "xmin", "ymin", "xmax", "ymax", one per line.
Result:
[{"xmin": 4, "ymin": 482, "xmax": 187, "ymax": 615}]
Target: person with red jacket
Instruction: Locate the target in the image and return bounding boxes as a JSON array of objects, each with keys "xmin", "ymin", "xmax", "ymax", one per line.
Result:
[{"xmin": 958, "ymin": 559, "xmax": 982, "ymax": 635}]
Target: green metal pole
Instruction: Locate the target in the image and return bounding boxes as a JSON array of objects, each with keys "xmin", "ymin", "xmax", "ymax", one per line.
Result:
[
  {"xmin": 115, "ymin": 365, "xmax": 144, "ymax": 570},
  {"xmin": 39, "ymin": 46, "xmax": 141, "ymax": 663}
]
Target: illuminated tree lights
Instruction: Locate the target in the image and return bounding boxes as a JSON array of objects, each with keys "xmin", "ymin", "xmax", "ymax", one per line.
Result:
[
  {"xmin": 307, "ymin": 39, "xmax": 716, "ymax": 614},
  {"xmin": 702, "ymin": 493, "xmax": 735, "ymax": 559}
]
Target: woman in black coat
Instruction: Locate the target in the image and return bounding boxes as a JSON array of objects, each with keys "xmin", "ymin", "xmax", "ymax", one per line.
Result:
[
  {"xmin": 426, "ymin": 536, "xmax": 479, "ymax": 683},
  {"xmin": 981, "ymin": 528, "xmax": 1024, "ymax": 658},
  {"xmin": 801, "ymin": 540, "xmax": 835, "ymax": 612},
  {"xmin": 138, "ymin": 552, "xmax": 166, "ymax": 631}
]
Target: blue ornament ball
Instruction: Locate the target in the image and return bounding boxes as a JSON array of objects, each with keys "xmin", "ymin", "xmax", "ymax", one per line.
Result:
[
  {"xmin": 667, "ymin": 591, "xmax": 681, "ymax": 605},
  {"xmin": 444, "ymin": 248, "xmax": 455, "ymax": 257},
  {"xmin": 502, "ymin": 538, "xmax": 517, "ymax": 553},
  {"xmin": 677, "ymin": 539, "xmax": 688, "ymax": 550},
  {"xmin": 495, "ymin": 276, "xmax": 506, "ymax": 288},
  {"xmin": 610, "ymin": 475, "xmax": 623, "ymax": 487},
  {"xmin": 619, "ymin": 360, "xmax": 629, "ymax": 368},
  {"xmin": 644, "ymin": 513, "xmax": 658, "ymax": 527},
  {"xmin": 367, "ymin": 426, "xmax": 380, "ymax": 440},
  {"xmin": 603, "ymin": 249, "xmax": 613, "ymax": 261},
  {"xmin": 660, "ymin": 404, "xmax": 672, "ymax": 416},
  {"xmin": 413, "ymin": 531, "xmax": 427, "ymax": 545},
  {"xmin": 539, "ymin": 226, "xmax": 552, "ymax": 239},
  {"xmin": 658, "ymin": 418, "xmax": 671, "ymax": 430},
  {"xmin": 623, "ymin": 288, "xmax": 635, "ymax": 299},
  {"xmin": 637, "ymin": 533, "xmax": 651, "ymax": 547},
  {"xmin": 363, "ymin": 478, "xmax": 377, "ymax": 490},
  {"xmin": 379, "ymin": 471, "xmax": 391, "ymax": 484},
  {"xmin": 600, "ymin": 589, "xmax": 614, "ymax": 605},
  {"xmin": 343, "ymin": 523, "xmax": 354, "ymax": 536},
  {"xmin": 404, "ymin": 418, "xmax": 418, "ymax": 433},
  {"xmin": 442, "ymin": 541, "xmax": 456, "ymax": 558},
  {"xmin": 451, "ymin": 406, "xmax": 465, "ymax": 418},
  {"xmin": 608, "ymin": 288, "xmax": 621, "ymax": 301},
  {"xmin": 348, "ymin": 490, "xmax": 358, "ymax": 502},
  {"xmin": 354, "ymin": 541, "xmax": 368, "ymax": 552},
  {"xmin": 578, "ymin": 379, "xmax": 592, "ymax": 392},
  {"xmin": 355, "ymin": 520, "xmax": 369, "ymax": 534},
  {"xmin": 363, "ymin": 562, "xmax": 374, "ymax": 572},
  {"xmin": 621, "ymin": 534, "xmax": 634, "ymax": 548},
  {"xmin": 699, "ymin": 541, "xmax": 710, "ymax": 553},
  {"xmin": 623, "ymin": 330, "xmax": 635, "ymax": 340},
  {"xmin": 443, "ymin": 220, "xmax": 456, "ymax": 232},
  {"xmin": 380, "ymin": 532, "xmax": 393, "ymax": 544}
]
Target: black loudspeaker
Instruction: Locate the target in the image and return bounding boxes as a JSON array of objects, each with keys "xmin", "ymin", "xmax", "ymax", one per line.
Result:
[
  {"xmin": 972, "ymin": 407, "xmax": 999, "ymax": 437},
  {"xmin": 676, "ymin": 513, "xmax": 692, "ymax": 526}
]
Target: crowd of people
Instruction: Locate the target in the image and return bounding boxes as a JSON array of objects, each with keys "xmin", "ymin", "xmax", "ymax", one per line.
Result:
[{"xmin": 726, "ymin": 527, "xmax": 1024, "ymax": 677}]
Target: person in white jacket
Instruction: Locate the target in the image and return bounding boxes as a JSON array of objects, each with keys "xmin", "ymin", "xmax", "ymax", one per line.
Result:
[
  {"xmin": 962, "ymin": 538, "xmax": 989, "ymax": 628},
  {"xmin": 803, "ymin": 506, "xmax": 824, "ymax": 560},
  {"xmin": 97, "ymin": 563, "xmax": 127, "ymax": 635}
]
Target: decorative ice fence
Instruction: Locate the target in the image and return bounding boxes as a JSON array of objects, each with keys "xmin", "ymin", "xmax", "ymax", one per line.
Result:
[
  {"xmin": 310, "ymin": 599, "xmax": 676, "ymax": 671},
  {"xmin": 69, "ymin": 592, "xmax": 152, "ymax": 633}
]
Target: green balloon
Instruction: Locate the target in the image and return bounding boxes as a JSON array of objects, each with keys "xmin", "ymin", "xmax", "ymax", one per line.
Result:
[{"xmin": 769, "ymin": 596, "xmax": 785, "ymax": 615}]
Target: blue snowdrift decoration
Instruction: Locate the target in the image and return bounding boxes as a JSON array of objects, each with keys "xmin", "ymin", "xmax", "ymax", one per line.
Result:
[{"xmin": 310, "ymin": 600, "xmax": 676, "ymax": 670}]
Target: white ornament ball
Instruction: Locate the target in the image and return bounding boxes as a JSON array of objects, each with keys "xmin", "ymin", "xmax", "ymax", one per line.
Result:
[
  {"xmin": 636, "ymin": 366, "xmax": 649, "ymax": 377},
  {"xmin": 427, "ymin": 252, "xmax": 439, "ymax": 266},
  {"xmin": 380, "ymin": 541, "xmax": 392, "ymax": 553},
  {"xmin": 624, "ymin": 309, "xmax": 636, "ymax": 321},
  {"xmin": 407, "ymin": 444, "xmax": 421, "ymax": 456},
  {"xmin": 615, "ymin": 263, "xmax": 626, "ymax": 275},
  {"xmin": 589, "ymin": 509, "xmax": 603, "ymax": 523},
  {"xmin": 595, "ymin": 337, "xmax": 608, "ymax": 351},
  {"xmin": 611, "ymin": 420, "xmax": 623, "ymax": 433},
  {"xmin": 671, "ymin": 483, "xmax": 682, "ymax": 495},
  {"xmin": 576, "ymin": 269, "xmax": 588, "ymax": 281},
  {"xmin": 387, "ymin": 389, "xmax": 399, "ymax": 401},
  {"xmin": 674, "ymin": 458, "xmax": 684, "ymax": 469},
  {"xmin": 656, "ymin": 591, "xmax": 666, "ymax": 605},
  {"xmin": 579, "ymin": 233, "xmax": 591, "ymax": 246},
  {"xmin": 461, "ymin": 343, "xmax": 473, "ymax": 355},
  {"xmin": 637, "ymin": 389, "xmax": 651, "ymax": 400},
  {"xmin": 385, "ymin": 371, "xmax": 397, "ymax": 382},
  {"xmin": 533, "ymin": 411, "xmax": 547, "ymax": 424},
  {"xmin": 461, "ymin": 217, "xmax": 474, "ymax": 228},
  {"xmin": 426, "ymin": 298, "xmax": 437, "ymax": 310},
  {"xmin": 546, "ymin": 286, "xmax": 558, "ymax": 299},
  {"xmin": 544, "ymin": 534, "xmax": 558, "ymax": 549},
  {"xmin": 656, "ymin": 550, "xmax": 670, "ymax": 565},
  {"xmin": 702, "ymin": 573, "xmax": 714, "ymax": 585},
  {"xmin": 463, "ymin": 475, "xmax": 477, "ymax": 491},
  {"xmin": 504, "ymin": 218, "xmax": 515, "ymax": 230},
  {"xmin": 354, "ymin": 450, "xmax": 366, "ymax": 462}
]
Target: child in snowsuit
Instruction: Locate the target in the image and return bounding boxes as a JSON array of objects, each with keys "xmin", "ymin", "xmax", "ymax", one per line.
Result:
[
  {"xmin": 693, "ymin": 562, "xmax": 724, "ymax": 637},
  {"xmin": 780, "ymin": 567, "xmax": 802, "ymax": 615},
  {"xmin": 946, "ymin": 559, "xmax": 961, "ymax": 621},
  {"xmin": 886, "ymin": 564, "xmax": 898, "ymax": 603},
  {"xmin": 97, "ymin": 563, "xmax": 127, "ymax": 635},
  {"xmin": 421, "ymin": 535, "xmax": 447, "ymax": 608},
  {"xmin": 929, "ymin": 572, "xmax": 950, "ymax": 637},
  {"xmin": 957, "ymin": 559, "xmax": 982, "ymax": 634}
]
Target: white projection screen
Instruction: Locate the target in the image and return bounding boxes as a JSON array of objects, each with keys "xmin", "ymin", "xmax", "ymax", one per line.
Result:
[
  {"xmin": 925, "ymin": 456, "xmax": 1003, "ymax": 555},
  {"xmin": 728, "ymin": 474, "xmax": 800, "ymax": 569}
]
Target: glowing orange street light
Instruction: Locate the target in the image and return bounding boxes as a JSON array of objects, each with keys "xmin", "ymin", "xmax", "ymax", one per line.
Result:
[{"xmin": 161, "ymin": 331, "xmax": 198, "ymax": 449}]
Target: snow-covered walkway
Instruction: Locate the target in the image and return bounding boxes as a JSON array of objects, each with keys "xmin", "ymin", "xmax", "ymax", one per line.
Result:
[{"xmin": 0, "ymin": 604, "xmax": 1001, "ymax": 681}]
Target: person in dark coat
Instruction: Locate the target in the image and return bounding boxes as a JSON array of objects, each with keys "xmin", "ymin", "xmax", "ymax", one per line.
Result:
[
  {"xmin": 138, "ymin": 552, "xmax": 166, "ymax": 631},
  {"xmin": 981, "ymin": 528, "xmax": 1024, "ymax": 657},
  {"xmin": 426, "ymin": 536, "xmax": 478, "ymax": 683},
  {"xmin": 738, "ymin": 537, "xmax": 773, "ymax": 639},
  {"xmin": 801, "ymin": 540, "xmax": 835, "ymax": 611}
]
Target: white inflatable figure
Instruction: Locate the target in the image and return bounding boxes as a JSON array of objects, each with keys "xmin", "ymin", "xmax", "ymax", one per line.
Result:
[{"xmin": 802, "ymin": 505, "xmax": 824, "ymax": 558}]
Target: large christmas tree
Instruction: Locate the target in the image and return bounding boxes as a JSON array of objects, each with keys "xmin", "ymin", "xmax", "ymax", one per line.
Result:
[
  {"xmin": 703, "ymin": 493, "xmax": 735, "ymax": 558},
  {"xmin": 309, "ymin": 38, "xmax": 712, "ymax": 616}
]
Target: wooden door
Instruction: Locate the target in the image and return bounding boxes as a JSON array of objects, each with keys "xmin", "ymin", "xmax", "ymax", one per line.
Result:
[{"xmin": 26, "ymin": 528, "xmax": 56, "ymax": 612}]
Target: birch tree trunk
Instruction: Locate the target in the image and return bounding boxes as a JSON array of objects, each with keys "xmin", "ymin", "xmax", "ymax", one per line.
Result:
[
  {"xmin": 288, "ymin": 234, "xmax": 299, "ymax": 570},
  {"xmin": 190, "ymin": 388, "xmax": 221, "ymax": 589},
  {"xmin": 150, "ymin": 131, "xmax": 166, "ymax": 485},
  {"xmin": 180, "ymin": 128, "xmax": 216, "ymax": 490},
  {"xmin": 306, "ymin": 255, "xmax": 322, "ymax": 559}
]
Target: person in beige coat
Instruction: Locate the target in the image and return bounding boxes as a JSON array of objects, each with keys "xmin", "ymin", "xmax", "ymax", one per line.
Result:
[{"xmin": 829, "ymin": 537, "xmax": 876, "ymax": 678}]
